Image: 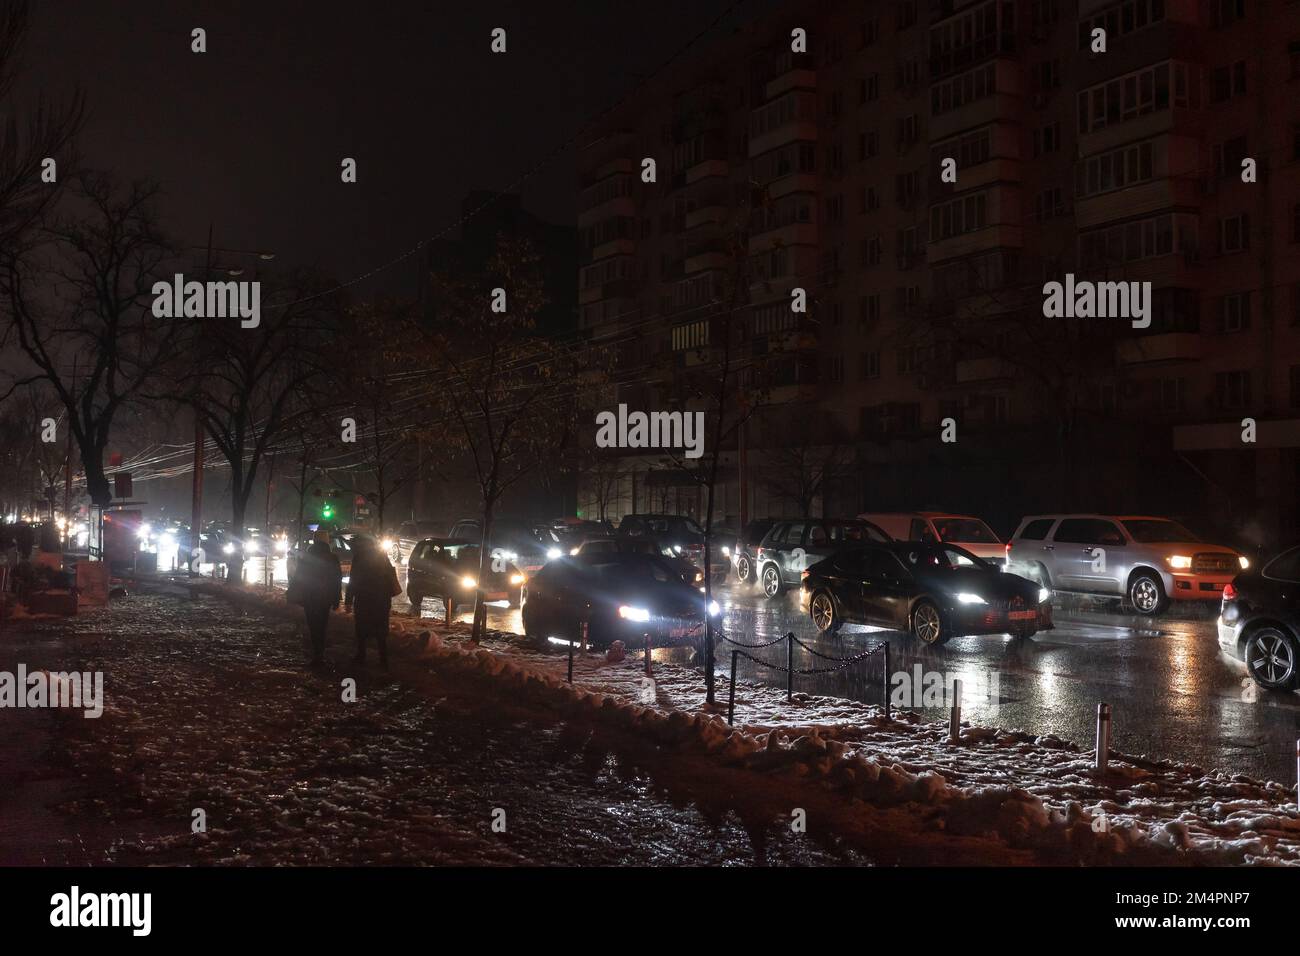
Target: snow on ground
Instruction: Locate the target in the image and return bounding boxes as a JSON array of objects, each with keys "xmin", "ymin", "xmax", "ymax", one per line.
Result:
[{"xmin": 205, "ymin": 581, "xmax": 1300, "ymax": 865}]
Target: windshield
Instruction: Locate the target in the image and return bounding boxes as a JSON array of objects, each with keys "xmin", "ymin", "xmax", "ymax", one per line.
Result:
[
  {"xmin": 897, "ymin": 544, "xmax": 987, "ymax": 571},
  {"xmin": 933, "ymin": 518, "xmax": 1000, "ymax": 544},
  {"xmin": 824, "ymin": 521, "xmax": 890, "ymax": 544},
  {"xmin": 1121, "ymin": 519, "xmax": 1199, "ymax": 543},
  {"xmin": 643, "ymin": 517, "xmax": 703, "ymax": 538}
]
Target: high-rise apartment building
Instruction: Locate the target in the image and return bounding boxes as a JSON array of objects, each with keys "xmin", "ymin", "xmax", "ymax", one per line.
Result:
[{"xmin": 576, "ymin": 0, "xmax": 1300, "ymax": 547}]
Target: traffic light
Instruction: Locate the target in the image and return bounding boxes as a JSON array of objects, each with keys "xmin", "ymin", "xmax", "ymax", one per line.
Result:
[{"xmin": 321, "ymin": 501, "xmax": 334, "ymax": 520}]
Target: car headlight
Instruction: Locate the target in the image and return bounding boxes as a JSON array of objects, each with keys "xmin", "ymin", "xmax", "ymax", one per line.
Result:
[
  {"xmin": 1238, "ymin": 556, "xmax": 1250, "ymax": 570},
  {"xmin": 245, "ymin": 541, "xmax": 259, "ymax": 554},
  {"xmin": 722, "ymin": 546, "xmax": 731, "ymax": 557},
  {"xmin": 509, "ymin": 573, "xmax": 525, "ymax": 585},
  {"xmin": 381, "ymin": 538, "xmax": 395, "ymax": 551},
  {"xmin": 1037, "ymin": 587, "xmax": 1051, "ymax": 604},
  {"xmin": 460, "ymin": 575, "xmax": 477, "ymax": 589},
  {"xmin": 222, "ymin": 543, "xmax": 235, "ymax": 555},
  {"xmin": 546, "ymin": 547, "xmax": 562, "ymax": 560},
  {"xmin": 618, "ymin": 605, "xmax": 651, "ymax": 622},
  {"xmin": 956, "ymin": 592, "xmax": 986, "ymax": 604},
  {"xmin": 673, "ymin": 544, "xmax": 682, "ymax": 553},
  {"xmin": 569, "ymin": 547, "xmax": 579, "ymax": 556},
  {"xmin": 276, "ymin": 538, "xmax": 289, "ymax": 553},
  {"xmin": 708, "ymin": 600, "xmax": 720, "ymax": 616},
  {"xmin": 1166, "ymin": 554, "xmax": 1192, "ymax": 570}
]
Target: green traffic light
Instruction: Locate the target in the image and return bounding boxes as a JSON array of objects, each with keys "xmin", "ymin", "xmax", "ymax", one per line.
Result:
[{"xmin": 322, "ymin": 503, "xmax": 334, "ymax": 520}]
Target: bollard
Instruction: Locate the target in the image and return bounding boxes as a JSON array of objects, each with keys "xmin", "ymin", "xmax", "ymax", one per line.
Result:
[
  {"xmin": 644, "ymin": 632, "xmax": 652, "ymax": 676},
  {"xmin": 948, "ymin": 678, "xmax": 962, "ymax": 743},
  {"xmin": 581, "ymin": 619, "xmax": 588, "ymax": 653},
  {"xmin": 786, "ymin": 632, "xmax": 794, "ymax": 702},
  {"xmin": 567, "ymin": 635, "xmax": 574, "ymax": 683},
  {"xmin": 727, "ymin": 650, "xmax": 738, "ymax": 725},
  {"xmin": 1095, "ymin": 702, "xmax": 1111, "ymax": 773},
  {"xmin": 883, "ymin": 642, "xmax": 891, "ymax": 720}
]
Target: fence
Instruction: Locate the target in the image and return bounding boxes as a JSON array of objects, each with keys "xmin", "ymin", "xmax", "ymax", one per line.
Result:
[{"xmin": 716, "ymin": 630, "xmax": 891, "ymax": 726}]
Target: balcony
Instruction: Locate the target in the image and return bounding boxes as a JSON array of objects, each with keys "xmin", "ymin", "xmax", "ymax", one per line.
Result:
[
  {"xmin": 927, "ymin": 223, "xmax": 1023, "ymax": 263},
  {"xmin": 748, "ymin": 222, "xmax": 817, "ymax": 255},
  {"xmin": 578, "ymin": 194, "xmax": 636, "ymax": 229},
  {"xmin": 1116, "ymin": 332, "xmax": 1202, "ymax": 365},
  {"xmin": 955, "ymin": 357, "xmax": 1017, "ymax": 383},
  {"xmin": 685, "ymin": 204, "xmax": 729, "ymax": 230},
  {"xmin": 1075, "ymin": 177, "xmax": 1198, "ymax": 230},
  {"xmin": 589, "ymin": 237, "xmax": 636, "ymax": 261}
]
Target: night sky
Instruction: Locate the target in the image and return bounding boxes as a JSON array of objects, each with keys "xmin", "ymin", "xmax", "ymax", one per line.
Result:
[{"xmin": 17, "ymin": 0, "xmax": 768, "ymax": 298}]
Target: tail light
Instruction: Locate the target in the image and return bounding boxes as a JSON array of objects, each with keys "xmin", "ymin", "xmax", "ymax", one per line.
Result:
[
  {"xmin": 1005, "ymin": 542, "xmax": 1012, "ymax": 559},
  {"xmin": 1222, "ymin": 582, "xmax": 1237, "ymax": 601},
  {"xmin": 800, "ymin": 569, "xmax": 809, "ymax": 583}
]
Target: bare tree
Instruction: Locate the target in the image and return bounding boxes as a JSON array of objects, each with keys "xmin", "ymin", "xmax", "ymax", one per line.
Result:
[
  {"xmin": 761, "ymin": 428, "xmax": 851, "ymax": 517},
  {"xmin": 2, "ymin": 173, "xmax": 176, "ymax": 518}
]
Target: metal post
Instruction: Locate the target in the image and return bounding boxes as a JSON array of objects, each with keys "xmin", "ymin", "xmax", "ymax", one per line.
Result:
[
  {"xmin": 567, "ymin": 636, "xmax": 574, "ymax": 683},
  {"xmin": 581, "ymin": 619, "xmax": 588, "ymax": 653},
  {"xmin": 1095, "ymin": 702, "xmax": 1111, "ymax": 773},
  {"xmin": 948, "ymin": 678, "xmax": 962, "ymax": 743},
  {"xmin": 644, "ymin": 631, "xmax": 652, "ymax": 676},
  {"xmin": 883, "ymin": 642, "xmax": 891, "ymax": 720},
  {"xmin": 786, "ymin": 632, "xmax": 794, "ymax": 702},
  {"xmin": 727, "ymin": 650, "xmax": 738, "ymax": 725}
]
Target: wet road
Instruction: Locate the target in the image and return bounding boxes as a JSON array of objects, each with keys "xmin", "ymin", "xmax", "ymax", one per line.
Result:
[{"xmin": 262, "ymin": 555, "xmax": 1300, "ymax": 783}]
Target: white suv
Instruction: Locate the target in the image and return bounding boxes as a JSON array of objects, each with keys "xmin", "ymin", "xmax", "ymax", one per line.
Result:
[{"xmin": 858, "ymin": 512, "xmax": 1006, "ymax": 566}]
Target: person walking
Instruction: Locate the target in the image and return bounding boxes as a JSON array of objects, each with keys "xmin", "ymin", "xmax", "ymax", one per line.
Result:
[
  {"xmin": 346, "ymin": 536, "xmax": 400, "ymax": 668},
  {"xmin": 287, "ymin": 539, "xmax": 342, "ymax": 665}
]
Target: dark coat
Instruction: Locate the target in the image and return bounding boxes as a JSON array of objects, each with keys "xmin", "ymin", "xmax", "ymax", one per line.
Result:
[
  {"xmin": 289, "ymin": 542, "xmax": 342, "ymax": 609},
  {"xmin": 345, "ymin": 545, "xmax": 397, "ymax": 612}
]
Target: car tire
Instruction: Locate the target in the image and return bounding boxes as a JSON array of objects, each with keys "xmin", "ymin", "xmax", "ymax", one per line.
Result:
[
  {"xmin": 408, "ymin": 591, "xmax": 423, "ymax": 616},
  {"xmin": 761, "ymin": 564, "xmax": 784, "ymax": 599},
  {"xmin": 1127, "ymin": 571, "xmax": 1167, "ymax": 616},
  {"xmin": 736, "ymin": 555, "xmax": 752, "ymax": 585},
  {"xmin": 809, "ymin": 591, "xmax": 841, "ymax": 634},
  {"xmin": 911, "ymin": 599, "xmax": 948, "ymax": 646},
  {"xmin": 1244, "ymin": 627, "xmax": 1300, "ymax": 691}
]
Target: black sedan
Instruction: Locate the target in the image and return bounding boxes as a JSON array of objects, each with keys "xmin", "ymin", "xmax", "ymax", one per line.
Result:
[
  {"xmin": 521, "ymin": 552, "xmax": 720, "ymax": 648},
  {"xmin": 800, "ymin": 542, "xmax": 1052, "ymax": 645},
  {"xmin": 1218, "ymin": 545, "xmax": 1300, "ymax": 690},
  {"xmin": 406, "ymin": 538, "xmax": 526, "ymax": 615}
]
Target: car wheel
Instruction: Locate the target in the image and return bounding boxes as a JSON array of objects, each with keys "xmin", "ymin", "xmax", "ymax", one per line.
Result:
[
  {"xmin": 761, "ymin": 564, "xmax": 783, "ymax": 599},
  {"xmin": 408, "ymin": 591, "xmax": 423, "ymax": 616},
  {"xmin": 1245, "ymin": 627, "xmax": 1299, "ymax": 691},
  {"xmin": 911, "ymin": 600, "xmax": 947, "ymax": 646},
  {"xmin": 736, "ymin": 555, "xmax": 752, "ymax": 584},
  {"xmin": 1127, "ymin": 571, "xmax": 1167, "ymax": 616},
  {"xmin": 809, "ymin": 591, "xmax": 841, "ymax": 634}
]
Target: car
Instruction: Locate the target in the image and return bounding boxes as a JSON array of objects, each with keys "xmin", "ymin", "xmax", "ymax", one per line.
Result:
[
  {"xmin": 859, "ymin": 512, "xmax": 1006, "ymax": 566},
  {"xmin": 572, "ymin": 536, "xmax": 705, "ymax": 586},
  {"xmin": 1006, "ymin": 514, "xmax": 1247, "ymax": 616},
  {"xmin": 1217, "ymin": 545, "xmax": 1300, "ymax": 690},
  {"xmin": 729, "ymin": 518, "xmax": 779, "ymax": 586},
  {"xmin": 617, "ymin": 513, "xmax": 729, "ymax": 583},
  {"xmin": 392, "ymin": 520, "xmax": 445, "ymax": 566},
  {"xmin": 286, "ymin": 532, "xmax": 354, "ymax": 583},
  {"xmin": 520, "ymin": 551, "xmax": 720, "ymax": 648},
  {"xmin": 406, "ymin": 537, "xmax": 526, "ymax": 614},
  {"xmin": 754, "ymin": 517, "xmax": 892, "ymax": 599},
  {"xmin": 801, "ymin": 542, "xmax": 1052, "ymax": 645},
  {"xmin": 448, "ymin": 518, "xmax": 557, "ymax": 572}
]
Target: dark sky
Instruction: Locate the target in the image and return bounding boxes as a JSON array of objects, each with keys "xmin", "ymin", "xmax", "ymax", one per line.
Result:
[{"xmin": 17, "ymin": 0, "xmax": 766, "ymax": 298}]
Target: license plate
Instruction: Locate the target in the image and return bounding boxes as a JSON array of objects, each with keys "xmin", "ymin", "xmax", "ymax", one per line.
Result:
[
  {"xmin": 1008, "ymin": 609, "xmax": 1037, "ymax": 621},
  {"xmin": 485, "ymin": 591, "xmax": 507, "ymax": 601}
]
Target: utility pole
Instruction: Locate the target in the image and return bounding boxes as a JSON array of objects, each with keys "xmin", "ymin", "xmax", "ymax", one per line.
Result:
[{"xmin": 190, "ymin": 224, "xmax": 213, "ymax": 571}]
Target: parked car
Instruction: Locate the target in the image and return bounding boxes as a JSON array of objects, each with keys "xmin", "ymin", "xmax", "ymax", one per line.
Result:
[
  {"xmin": 617, "ymin": 513, "xmax": 729, "ymax": 583},
  {"xmin": 729, "ymin": 518, "xmax": 779, "ymax": 586},
  {"xmin": 859, "ymin": 512, "xmax": 1005, "ymax": 565},
  {"xmin": 754, "ymin": 517, "xmax": 892, "ymax": 599},
  {"xmin": 447, "ymin": 518, "xmax": 557, "ymax": 573},
  {"xmin": 392, "ymin": 520, "xmax": 445, "ymax": 566},
  {"xmin": 573, "ymin": 536, "xmax": 704, "ymax": 586},
  {"xmin": 1218, "ymin": 545, "xmax": 1300, "ymax": 690},
  {"xmin": 801, "ymin": 542, "xmax": 1052, "ymax": 645},
  {"xmin": 406, "ymin": 537, "xmax": 525, "ymax": 614},
  {"xmin": 520, "ymin": 551, "xmax": 719, "ymax": 648},
  {"xmin": 1006, "ymin": 514, "xmax": 1247, "ymax": 616}
]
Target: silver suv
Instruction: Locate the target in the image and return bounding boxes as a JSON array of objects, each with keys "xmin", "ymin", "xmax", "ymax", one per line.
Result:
[{"xmin": 1006, "ymin": 514, "xmax": 1247, "ymax": 615}]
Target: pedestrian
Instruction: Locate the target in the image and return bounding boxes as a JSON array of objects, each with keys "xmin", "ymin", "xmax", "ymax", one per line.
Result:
[
  {"xmin": 15, "ymin": 524, "xmax": 34, "ymax": 561},
  {"xmin": 287, "ymin": 539, "xmax": 342, "ymax": 665},
  {"xmin": 346, "ymin": 536, "xmax": 401, "ymax": 668}
]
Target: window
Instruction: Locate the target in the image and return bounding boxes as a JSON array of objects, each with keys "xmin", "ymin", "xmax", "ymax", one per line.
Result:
[
  {"xmin": 858, "ymin": 294, "xmax": 880, "ymax": 327},
  {"xmin": 1213, "ymin": 136, "xmax": 1249, "ymax": 180},
  {"xmin": 1290, "ymin": 40, "xmax": 1300, "ymax": 80},
  {"xmin": 1033, "ymin": 122, "xmax": 1061, "ymax": 156},
  {"xmin": 860, "ymin": 74, "xmax": 879, "ymax": 104},
  {"xmin": 1053, "ymin": 518, "xmax": 1125, "ymax": 546},
  {"xmin": 1077, "ymin": 141, "xmax": 1155, "ymax": 198},
  {"xmin": 897, "ymin": 114, "xmax": 919, "ymax": 150},
  {"xmin": 672, "ymin": 319, "xmax": 710, "ymax": 350},
  {"xmin": 1018, "ymin": 518, "xmax": 1055, "ymax": 541},
  {"xmin": 1158, "ymin": 378, "xmax": 1185, "ymax": 412},
  {"xmin": 895, "ymin": 169, "xmax": 919, "ymax": 205},
  {"xmin": 861, "ymin": 236, "xmax": 883, "ymax": 266},
  {"xmin": 825, "ymin": 194, "xmax": 844, "ymax": 224},
  {"xmin": 1079, "ymin": 213, "xmax": 1196, "ymax": 267},
  {"xmin": 1034, "ymin": 59, "xmax": 1061, "ymax": 91},
  {"xmin": 897, "ymin": 0, "xmax": 917, "ymax": 29},
  {"xmin": 1210, "ymin": 0, "xmax": 1245, "ymax": 27},
  {"xmin": 929, "ymin": 191, "xmax": 988, "ymax": 241},
  {"xmin": 1214, "ymin": 370, "xmax": 1252, "ymax": 409},
  {"xmin": 1210, "ymin": 61, "xmax": 1248, "ymax": 102},
  {"xmin": 1218, "ymin": 213, "xmax": 1250, "ymax": 254},
  {"xmin": 1290, "ymin": 365, "xmax": 1300, "ymax": 409},
  {"xmin": 860, "ymin": 18, "xmax": 880, "ymax": 47},
  {"xmin": 860, "ymin": 351, "xmax": 881, "ymax": 380},
  {"xmin": 1219, "ymin": 292, "xmax": 1251, "ymax": 332},
  {"xmin": 1077, "ymin": 0, "xmax": 1166, "ymax": 48},
  {"xmin": 1077, "ymin": 61, "xmax": 1191, "ymax": 134},
  {"xmin": 933, "ymin": 127, "xmax": 992, "ymax": 174},
  {"xmin": 859, "ymin": 184, "xmax": 880, "ymax": 213},
  {"xmin": 1264, "ymin": 546, "xmax": 1300, "ymax": 583},
  {"xmin": 753, "ymin": 301, "xmax": 797, "ymax": 335},
  {"xmin": 932, "ymin": 63, "xmax": 996, "ymax": 116},
  {"xmin": 859, "ymin": 129, "xmax": 879, "ymax": 161},
  {"xmin": 1036, "ymin": 187, "xmax": 1065, "ymax": 221}
]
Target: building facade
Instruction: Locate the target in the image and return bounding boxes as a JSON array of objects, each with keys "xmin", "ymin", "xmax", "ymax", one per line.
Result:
[{"xmin": 576, "ymin": 0, "xmax": 1300, "ymax": 549}]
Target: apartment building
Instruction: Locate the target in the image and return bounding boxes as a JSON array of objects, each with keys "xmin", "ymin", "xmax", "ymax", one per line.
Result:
[{"xmin": 576, "ymin": 0, "xmax": 1300, "ymax": 547}]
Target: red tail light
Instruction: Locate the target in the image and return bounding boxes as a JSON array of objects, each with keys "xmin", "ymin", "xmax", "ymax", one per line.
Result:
[
  {"xmin": 1005, "ymin": 542, "xmax": 1012, "ymax": 557},
  {"xmin": 1222, "ymin": 582, "xmax": 1237, "ymax": 601}
]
